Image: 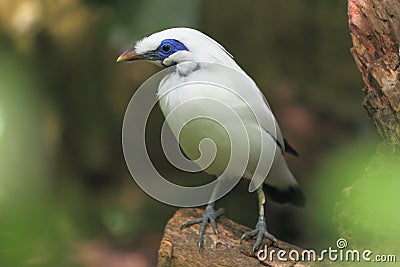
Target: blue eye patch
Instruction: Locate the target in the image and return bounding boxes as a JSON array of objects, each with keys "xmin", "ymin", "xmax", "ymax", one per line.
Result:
[{"xmin": 157, "ymin": 39, "xmax": 188, "ymax": 58}]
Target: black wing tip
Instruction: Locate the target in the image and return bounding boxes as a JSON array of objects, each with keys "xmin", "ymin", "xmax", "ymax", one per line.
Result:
[
  {"xmin": 263, "ymin": 184, "xmax": 306, "ymax": 207},
  {"xmin": 284, "ymin": 138, "xmax": 299, "ymax": 157}
]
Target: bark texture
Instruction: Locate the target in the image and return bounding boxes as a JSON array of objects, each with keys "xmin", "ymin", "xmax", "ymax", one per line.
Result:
[
  {"xmin": 332, "ymin": 0, "xmax": 400, "ymax": 255},
  {"xmin": 348, "ymin": 0, "xmax": 400, "ymax": 145},
  {"xmin": 157, "ymin": 208, "xmax": 310, "ymax": 267}
]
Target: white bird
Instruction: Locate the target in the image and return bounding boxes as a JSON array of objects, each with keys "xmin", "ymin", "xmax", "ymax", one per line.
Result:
[{"xmin": 117, "ymin": 27, "xmax": 305, "ymax": 252}]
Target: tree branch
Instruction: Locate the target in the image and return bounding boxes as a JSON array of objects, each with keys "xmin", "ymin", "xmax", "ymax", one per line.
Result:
[{"xmin": 157, "ymin": 208, "xmax": 310, "ymax": 267}]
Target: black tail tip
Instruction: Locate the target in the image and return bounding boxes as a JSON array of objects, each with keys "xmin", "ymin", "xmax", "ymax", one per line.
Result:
[
  {"xmin": 263, "ymin": 184, "xmax": 306, "ymax": 207},
  {"xmin": 284, "ymin": 138, "xmax": 299, "ymax": 157}
]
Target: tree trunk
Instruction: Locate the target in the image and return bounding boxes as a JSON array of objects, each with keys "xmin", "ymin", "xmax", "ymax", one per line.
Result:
[
  {"xmin": 333, "ymin": 0, "xmax": 400, "ymax": 255},
  {"xmin": 348, "ymin": 0, "xmax": 400, "ymax": 145},
  {"xmin": 157, "ymin": 208, "xmax": 310, "ymax": 267}
]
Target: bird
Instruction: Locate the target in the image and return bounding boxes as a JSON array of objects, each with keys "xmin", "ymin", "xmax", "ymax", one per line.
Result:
[{"xmin": 117, "ymin": 27, "xmax": 305, "ymax": 252}]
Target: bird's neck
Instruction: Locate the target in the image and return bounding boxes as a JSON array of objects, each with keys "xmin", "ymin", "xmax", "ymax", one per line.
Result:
[{"xmin": 176, "ymin": 62, "xmax": 201, "ymax": 77}]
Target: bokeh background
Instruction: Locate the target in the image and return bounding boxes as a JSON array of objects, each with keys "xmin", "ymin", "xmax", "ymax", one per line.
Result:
[{"xmin": 0, "ymin": 0, "xmax": 380, "ymax": 266}]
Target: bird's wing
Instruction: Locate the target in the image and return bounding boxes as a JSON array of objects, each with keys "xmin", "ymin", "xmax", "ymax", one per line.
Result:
[
  {"xmin": 237, "ymin": 74, "xmax": 299, "ymax": 157},
  {"xmin": 164, "ymin": 62, "xmax": 289, "ymax": 155},
  {"xmin": 259, "ymin": 92, "xmax": 285, "ymax": 153},
  {"xmin": 224, "ymin": 70, "xmax": 286, "ymax": 154}
]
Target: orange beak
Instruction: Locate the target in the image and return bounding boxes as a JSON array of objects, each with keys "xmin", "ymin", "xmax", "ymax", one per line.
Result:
[{"xmin": 116, "ymin": 47, "xmax": 142, "ymax": 62}]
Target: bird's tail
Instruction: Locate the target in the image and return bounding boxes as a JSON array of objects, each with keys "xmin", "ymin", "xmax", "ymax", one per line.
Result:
[
  {"xmin": 263, "ymin": 153, "xmax": 306, "ymax": 207},
  {"xmin": 263, "ymin": 184, "xmax": 305, "ymax": 207}
]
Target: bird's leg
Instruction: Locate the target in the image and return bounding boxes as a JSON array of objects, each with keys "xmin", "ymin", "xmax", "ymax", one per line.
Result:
[
  {"xmin": 240, "ymin": 187, "xmax": 277, "ymax": 253},
  {"xmin": 180, "ymin": 180, "xmax": 224, "ymax": 248}
]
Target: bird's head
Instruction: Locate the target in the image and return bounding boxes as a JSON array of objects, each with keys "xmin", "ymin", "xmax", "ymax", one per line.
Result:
[{"xmin": 116, "ymin": 28, "xmax": 237, "ymax": 68}]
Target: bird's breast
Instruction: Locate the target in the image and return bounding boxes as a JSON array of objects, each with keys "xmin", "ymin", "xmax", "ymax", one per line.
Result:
[{"xmin": 157, "ymin": 74, "xmax": 264, "ymax": 178}]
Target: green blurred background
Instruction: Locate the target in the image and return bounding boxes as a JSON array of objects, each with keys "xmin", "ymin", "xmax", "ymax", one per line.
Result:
[{"xmin": 0, "ymin": 0, "xmax": 381, "ymax": 266}]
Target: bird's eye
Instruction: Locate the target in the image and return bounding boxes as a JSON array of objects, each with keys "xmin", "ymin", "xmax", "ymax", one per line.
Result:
[{"xmin": 161, "ymin": 44, "xmax": 171, "ymax": 53}]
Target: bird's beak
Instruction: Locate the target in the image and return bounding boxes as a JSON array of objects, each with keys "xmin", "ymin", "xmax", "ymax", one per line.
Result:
[{"xmin": 116, "ymin": 47, "xmax": 142, "ymax": 62}]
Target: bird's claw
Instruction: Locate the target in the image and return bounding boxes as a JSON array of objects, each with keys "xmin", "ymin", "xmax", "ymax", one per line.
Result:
[
  {"xmin": 180, "ymin": 205, "xmax": 224, "ymax": 248},
  {"xmin": 240, "ymin": 215, "xmax": 277, "ymax": 253}
]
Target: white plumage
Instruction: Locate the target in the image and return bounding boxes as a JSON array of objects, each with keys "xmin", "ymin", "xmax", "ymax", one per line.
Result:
[{"xmin": 118, "ymin": 27, "xmax": 304, "ymax": 251}]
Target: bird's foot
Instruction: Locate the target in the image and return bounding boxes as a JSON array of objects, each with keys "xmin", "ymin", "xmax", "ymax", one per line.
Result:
[
  {"xmin": 240, "ymin": 215, "xmax": 277, "ymax": 253},
  {"xmin": 180, "ymin": 204, "xmax": 224, "ymax": 248}
]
